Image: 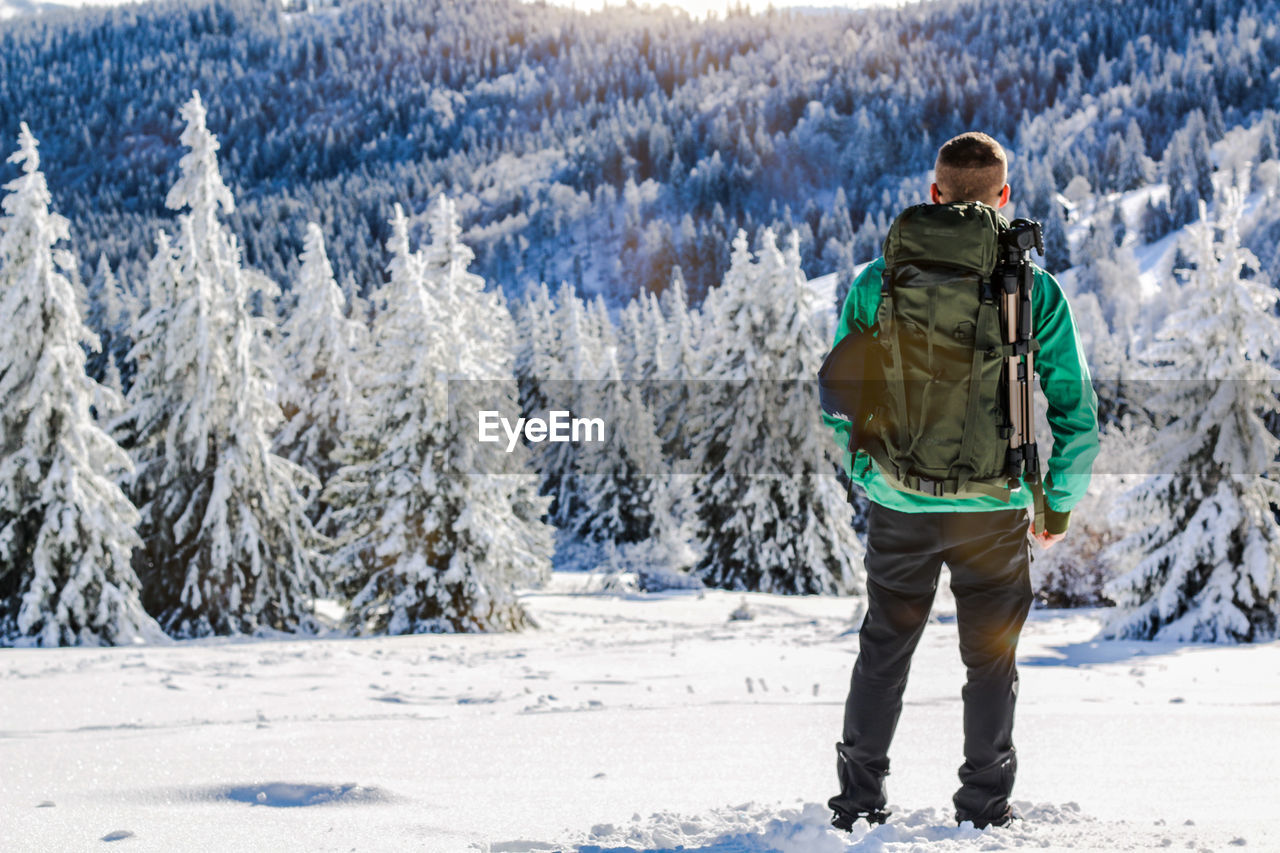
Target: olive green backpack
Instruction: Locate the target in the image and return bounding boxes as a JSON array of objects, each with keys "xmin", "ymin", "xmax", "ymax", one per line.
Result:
[{"xmin": 861, "ymin": 201, "xmax": 1036, "ymax": 505}]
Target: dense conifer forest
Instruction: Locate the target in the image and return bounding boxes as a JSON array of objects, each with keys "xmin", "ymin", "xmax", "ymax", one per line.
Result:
[{"xmin": 1, "ymin": 0, "xmax": 1277, "ymax": 305}]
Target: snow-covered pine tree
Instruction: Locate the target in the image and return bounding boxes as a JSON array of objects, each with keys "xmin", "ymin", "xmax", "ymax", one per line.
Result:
[
  {"xmin": 584, "ymin": 376, "xmax": 700, "ymax": 594},
  {"xmin": 820, "ymin": 187, "xmax": 857, "ymax": 295},
  {"xmin": 1253, "ymin": 112, "xmax": 1279, "ymax": 193},
  {"xmin": 658, "ymin": 267, "xmax": 699, "ymax": 368},
  {"xmin": 341, "ymin": 271, "xmax": 370, "ymax": 326},
  {"xmin": 116, "ymin": 92, "xmax": 325, "ymax": 638},
  {"xmin": 654, "ymin": 268, "xmax": 701, "ymax": 456},
  {"xmin": 565, "ymin": 343, "xmax": 666, "ymax": 546},
  {"xmin": 327, "ymin": 205, "xmax": 446, "ymax": 631},
  {"xmin": 1040, "ymin": 196, "xmax": 1071, "ymax": 274},
  {"xmin": 1140, "ymin": 195, "xmax": 1173, "ymax": 243},
  {"xmin": 556, "ymin": 289, "xmax": 699, "ymax": 587},
  {"xmin": 1064, "ymin": 289, "xmax": 1132, "ymax": 428},
  {"xmin": 419, "ymin": 193, "xmax": 553, "ymax": 595},
  {"xmin": 615, "ymin": 298, "xmax": 648, "ymax": 381},
  {"xmin": 640, "ymin": 288, "xmax": 669, "ymax": 383},
  {"xmin": 1114, "ymin": 119, "xmax": 1153, "ymax": 192},
  {"xmin": 328, "ymin": 199, "xmax": 552, "ymax": 634},
  {"xmin": 512, "ymin": 280, "xmax": 559, "ymax": 419},
  {"xmin": 1073, "ymin": 217, "xmax": 1143, "ymax": 350},
  {"xmin": 612, "ymin": 288, "xmax": 668, "ymax": 418},
  {"xmin": 1108, "ymin": 204, "xmax": 1126, "ymax": 248},
  {"xmin": 0, "ymin": 124, "xmax": 164, "ymax": 647},
  {"xmin": 275, "ymin": 222, "xmax": 366, "ymax": 530},
  {"xmin": 689, "ymin": 229, "xmax": 862, "ymax": 594},
  {"xmin": 1071, "ymin": 221, "xmax": 1117, "ymax": 294},
  {"xmin": 1031, "ymin": 418, "xmax": 1150, "ymax": 607},
  {"xmin": 327, "ymin": 205, "xmax": 446, "ymax": 632},
  {"xmin": 1103, "ymin": 190, "xmax": 1280, "ymax": 642},
  {"xmin": 84, "ymin": 253, "xmax": 136, "ymax": 398},
  {"xmin": 586, "ymin": 294, "xmax": 618, "ymax": 376},
  {"xmin": 1258, "ymin": 112, "xmax": 1278, "ymax": 164},
  {"xmin": 539, "ymin": 281, "xmax": 605, "ymax": 526},
  {"xmin": 851, "ymin": 213, "xmax": 882, "ymax": 265},
  {"xmin": 1164, "ymin": 112, "xmax": 1215, "ymax": 230}
]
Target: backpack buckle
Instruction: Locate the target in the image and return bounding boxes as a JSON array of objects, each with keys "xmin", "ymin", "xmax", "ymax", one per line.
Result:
[{"xmin": 915, "ymin": 476, "xmax": 942, "ymax": 497}]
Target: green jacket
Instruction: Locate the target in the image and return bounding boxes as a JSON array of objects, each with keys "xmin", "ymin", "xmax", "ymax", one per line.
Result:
[{"xmin": 823, "ymin": 256, "xmax": 1100, "ymax": 532}]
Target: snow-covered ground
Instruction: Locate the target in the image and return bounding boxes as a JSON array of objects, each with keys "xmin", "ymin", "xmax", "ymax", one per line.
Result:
[{"xmin": 4, "ymin": 571, "xmax": 1279, "ymax": 852}]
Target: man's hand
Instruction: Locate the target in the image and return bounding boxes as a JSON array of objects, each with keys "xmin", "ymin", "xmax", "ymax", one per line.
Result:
[{"xmin": 1028, "ymin": 523, "xmax": 1065, "ymax": 550}]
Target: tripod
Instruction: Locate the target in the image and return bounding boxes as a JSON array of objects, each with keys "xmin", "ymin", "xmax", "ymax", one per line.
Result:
[{"xmin": 994, "ymin": 219, "xmax": 1047, "ymax": 533}]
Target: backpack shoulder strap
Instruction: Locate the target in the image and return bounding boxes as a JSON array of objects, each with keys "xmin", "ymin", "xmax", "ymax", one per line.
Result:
[
  {"xmin": 875, "ymin": 270, "xmax": 912, "ymax": 458},
  {"xmin": 955, "ymin": 278, "xmax": 1005, "ymax": 492}
]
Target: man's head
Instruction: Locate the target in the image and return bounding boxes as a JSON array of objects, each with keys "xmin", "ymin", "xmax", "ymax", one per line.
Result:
[{"xmin": 931, "ymin": 132, "xmax": 1010, "ymax": 209}]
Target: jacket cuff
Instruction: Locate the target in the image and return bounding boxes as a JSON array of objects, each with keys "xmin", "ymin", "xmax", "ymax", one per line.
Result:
[{"xmin": 1043, "ymin": 506, "xmax": 1071, "ymax": 536}]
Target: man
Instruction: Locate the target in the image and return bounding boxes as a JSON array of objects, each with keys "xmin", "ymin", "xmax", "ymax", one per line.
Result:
[{"xmin": 824, "ymin": 132, "xmax": 1099, "ymax": 831}]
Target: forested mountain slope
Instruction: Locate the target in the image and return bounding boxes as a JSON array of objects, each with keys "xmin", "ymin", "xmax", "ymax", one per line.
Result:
[{"xmin": 1, "ymin": 0, "xmax": 1276, "ymax": 305}]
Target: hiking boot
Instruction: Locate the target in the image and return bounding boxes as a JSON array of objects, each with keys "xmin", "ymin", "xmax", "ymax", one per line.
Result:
[
  {"xmin": 956, "ymin": 802, "xmax": 1017, "ymax": 829},
  {"xmin": 831, "ymin": 807, "xmax": 890, "ymax": 831}
]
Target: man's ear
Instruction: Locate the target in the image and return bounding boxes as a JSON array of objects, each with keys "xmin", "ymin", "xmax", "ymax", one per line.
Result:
[
  {"xmin": 930, "ymin": 183, "xmax": 943, "ymax": 204},
  {"xmin": 996, "ymin": 184, "xmax": 1011, "ymax": 209}
]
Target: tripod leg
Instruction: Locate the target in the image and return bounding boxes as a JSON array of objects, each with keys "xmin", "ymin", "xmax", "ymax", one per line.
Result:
[
  {"xmin": 1002, "ymin": 291, "xmax": 1022, "ymax": 456},
  {"xmin": 1023, "ymin": 351, "xmax": 1036, "ymax": 454}
]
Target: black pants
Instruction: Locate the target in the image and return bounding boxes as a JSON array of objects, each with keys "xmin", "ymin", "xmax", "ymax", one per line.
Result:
[{"xmin": 829, "ymin": 502, "xmax": 1033, "ymax": 823}]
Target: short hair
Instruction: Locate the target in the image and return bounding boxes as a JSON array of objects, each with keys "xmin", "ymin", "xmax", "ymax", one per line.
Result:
[{"xmin": 934, "ymin": 132, "xmax": 1008, "ymax": 204}]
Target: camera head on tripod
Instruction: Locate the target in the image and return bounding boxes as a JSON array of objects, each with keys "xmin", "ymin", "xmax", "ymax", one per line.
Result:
[{"xmin": 1000, "ymin": 218, "xmax": 1044, "ymax": 258}]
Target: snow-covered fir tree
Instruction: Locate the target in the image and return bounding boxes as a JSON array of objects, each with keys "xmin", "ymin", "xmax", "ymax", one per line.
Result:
[
  {"xmin": 1073, "ymin": 217, "xmax": 1144, "ymax": 350},
  {"xmin": 1071, "ymin": 220, "xmax": 1117, "ymax": 291},
  {"xmin": 548, "ymin": 283, "xmax": 700, "ymax": 586},
  {"xmin": 274, "ymin": 222, "xmax": 366, "ymax": 530},
  {"xmin": 566, "ymin": 347, "xmax": 665, "ymax": 545},
  {"xmin": 689, "ymin": 229, "xmax": 862, "ymax": 595},
  {"xmin": 1108, "ymin": 204, "xmax": 1127, "ymax": 248},
  {"xmin": 116, "ymin": 92, "xmax": 325, "ymax": 638},
  {"xmin": 1040, "ymin": 197, "xmax": 1071, "ymax": 274},
  {"xmin": 419, "ymin": 193, "xmax": 554, "ymax": 627},
  {"xmin": 1164, "ymin": 111, "xmax": 1216, "ymax": 230},
  {"xmin": 538, "ymin": 281, "xmax": 609, "ymax": 526},
  {"xmin": 517, "ymin": 275, "xmax": 699, "ymax": 578},
  {"xmin": 819, "ymin": 188, "xmax": 858, "ymax": 289},
  {"xmin": 586, "ymin": 294, "xmax": 619, "ymax": 376},
  {"xmin": 327, "ymin": 205, "xmax": 444, "ymax": 632},
  {"xmin": 654, "ymin": 268, "xmax": 701, "ymax": 457},
  {"xmin": 572, "ymin": 371, "xmax": 699, "ymax": 588},
  {"xmin": 616, "ymin": 297, "xmax": 656, "ymax": 382},
  {"xmin": 603, "ymin": 278, "xmax": 704, "ymax": 584},
  {"xmin": 1030, "ymin": 407, "xmax": 1151, "ymax": 607},
  {"xmin": 0, "ymin": 124, "xmax": 164, "ymax": 647},
  {"xmin": 1103, "ymin": 190, "xmax": 1280, "ymax": 642},
  {"xmin": 640, "ymin": 288, "xmax": 670, "ymax": 383},
  {"xmin": 513, "ymin": 280, "xmax": 560, "ymax": 419},
  {"xmin": 1140, "ymin": 195, "xmax": 1174, "ymax": 243},
  {"xmin": 84, "ymin": 252, "xmax": 136, "ymax": 398},
  {"xmin": 1067, "ymin": 290, "xmax": 1133, "ymax": 427},
  {"xmin": 328, "ymin": 198, "xmax": 552, "ymax": 634},
  {"xmin": 1112, "ymin": 119, "xmax": 1154, "ymax": 192},
  {"xmin": 1258, "ymin": 112, "xmax": 1278, "ymax": 165}
]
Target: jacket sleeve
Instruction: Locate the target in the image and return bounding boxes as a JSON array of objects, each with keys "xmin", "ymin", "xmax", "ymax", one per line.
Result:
[
  {"xmin": 821, "ymin": 259, "xmax": 884, "ymax": 463},
  {"xmin": 1031, "ymin": 268, "xmax": 1100, "ymax": 528}
]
